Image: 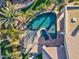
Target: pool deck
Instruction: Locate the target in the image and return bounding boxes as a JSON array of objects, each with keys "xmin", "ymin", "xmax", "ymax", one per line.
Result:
[
  {"xmin": 38, "ymin": 31, "xmax": 64, "ymax": 47},
  {"xmin": 42, "ymin": 46, "xmax": 66, "ymax": 59}
]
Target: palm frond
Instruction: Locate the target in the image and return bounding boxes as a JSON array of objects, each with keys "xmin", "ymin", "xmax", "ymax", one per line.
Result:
[
  {"xmin": 0, "ymin": 19, "xmax": 7, "ymax": 26},
  {"xmin": 0, "ymin": 7, "xmax": 7, "ymax": 13},
  {"xmin": 0, "ymin": 11, "xmax": 7, "ymax": 17}
]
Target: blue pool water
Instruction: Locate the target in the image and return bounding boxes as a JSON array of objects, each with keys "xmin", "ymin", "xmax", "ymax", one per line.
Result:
[
  {"xmin": 41, "ymin": 29, "xmax": 49, "ymax": 40},
  {"xmin": 27, "ymin": 12, "xmax": 57, "ymax": 39}
]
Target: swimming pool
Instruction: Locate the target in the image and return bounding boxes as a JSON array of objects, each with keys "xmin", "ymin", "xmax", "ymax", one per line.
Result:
[
  {"xmin": 27, "ymin": 12, "xmax": 57, "ymax": 39},
  {"xmin": 40, "ymin": 29, "xmax": 49, "ymax": 40}
]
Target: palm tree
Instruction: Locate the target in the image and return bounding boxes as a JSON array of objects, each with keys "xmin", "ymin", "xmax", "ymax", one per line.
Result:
[
  {"xmin": 0, "ymin": 0, "xmax": 18, "ymax": 28},
  {"xmin": 0, "ymin": 0, "xmax": 30, "ymax": 30},
  {"xmin": 0, "ymin": 0, "xmax": 25, "ymax": 58},
  {"xmin": 0, "ymin": 0, "xmax": 36, "ymax": 58}
]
